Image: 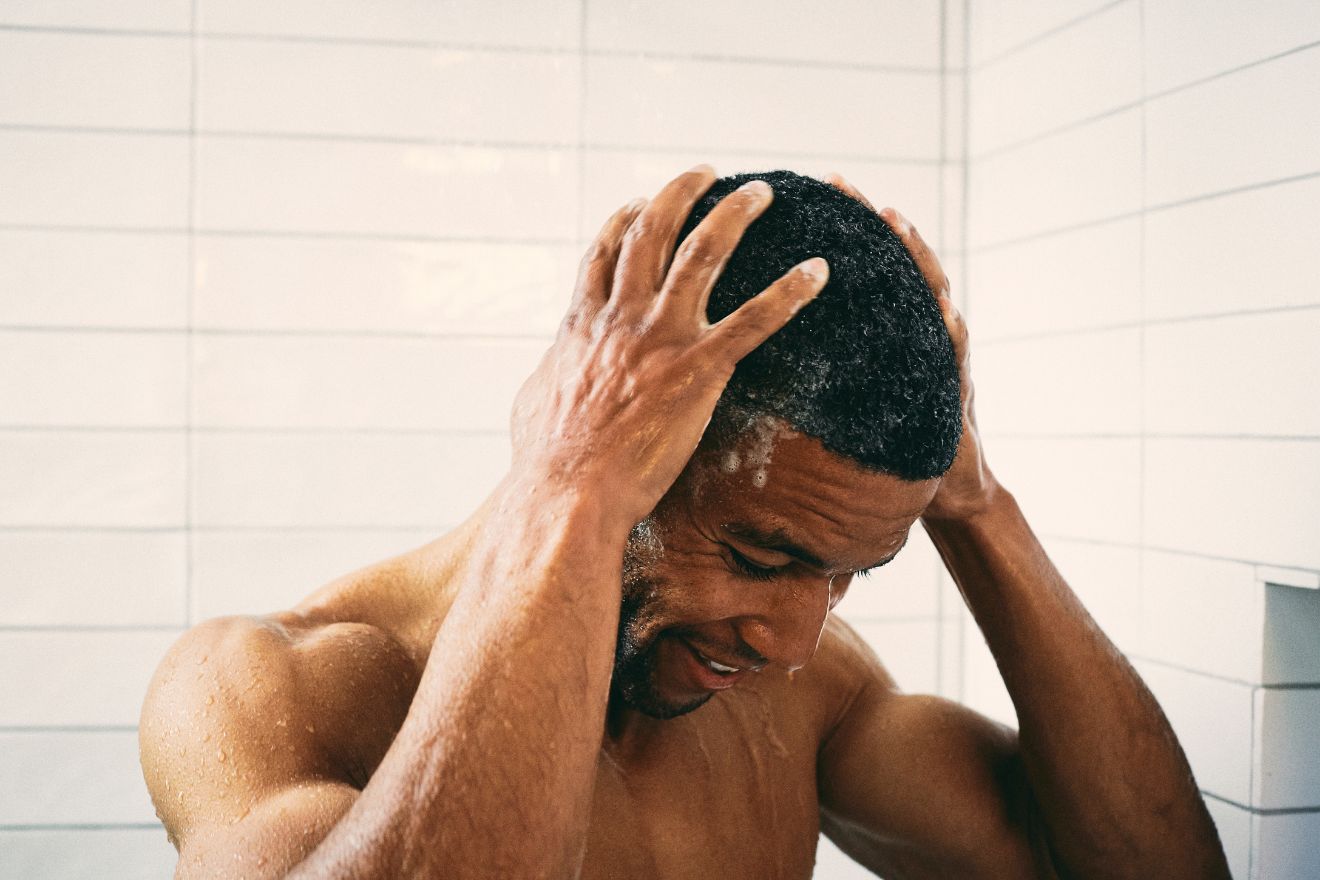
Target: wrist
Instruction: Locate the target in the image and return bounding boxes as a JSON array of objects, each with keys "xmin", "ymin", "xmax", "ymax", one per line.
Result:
[{"xmin": 920, "ymin": 473, "xmax": 1010, "ymax": 530}]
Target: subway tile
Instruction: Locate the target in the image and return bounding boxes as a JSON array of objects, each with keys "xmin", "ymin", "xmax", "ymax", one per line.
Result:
[
  {"xmin": 1264, "ymin": 584, "xmax": 1320, "ymax": 686},
  {"xmin": 0, "ymin": 331, "xmax": 187, "ymax": 428},
  {"xmin": 0, "ymin": 1, "xmax": 190, "ymax": 30},
  {"xmin": 0, "ymin": 230, "xmax": 187, "ymax": 328},
  {"xmin": 1048, "ymin": 540, "xmax": 1142, "ymax": 652},
  {"xmin": 960, "ymin": 622, "xmax": 1016, "ymax": 728},
  {"xmin": 586, "ymin": 0, "xmax": 941, "ymax": 69},
  {"xmin": 1145, "ymin": 177, "xmax": 1320, "ymax": 321},
  {"xmin": 969, "ymin": 1, "xmax": 1140, "ymax": 155},
  {"xmin": 1144, "ymin": 438, "xmax": 1320, "ymax": 571},
  {"xmin": 851, "ymin": 619, "xmax": 940, "ymax": 695},
  {"xmin": 838, "ymin": 526, "xmax": 942, "ymax": 620},
  {"xmin": 1202, "ymin": 797, "xmax": 1252, "ymax": 880},
  {"xmin": 1144, "ymin": 310, "xmax": 1320, "ymax": 437},
  {"xmin": 1253, "ymin": 809, "xmax": 1320, "ymax": 880},
  {"xmin": 581, "ymin": 151, "xmax": 942, "ymax": 248},
  {"xmin": 1146, "ymin": 47, "xmax": 1320, "ymax": 207},
  {"xmin": 968, "ymin": 0, "xmax": 1116, "ymax": 65},
  {"xmin": 192, "ymin": 336, "xmax": 544, "ymax": 431},
  {"xmin": 968, "ymin": 108, "xmax": 1141, "ymax": 248},
  {"xmin": 583, "ymin": 57, "xmax": 940, "ymax": 161},
  {"xmin": 194, "ymin": 235, "xmax": 578, "ymax": 336},
  {"xmin": 0, "ymin": 431, "xmax": 186, "ymax": 527},
  {"xmin": 0, "ymin": 731, "xmax": 157, "ymax": 824},
  {"xmin": 985, "ymin": 437, "xmax": 1141, "ymax": 545},
  {"xmin": 0, "ymin": 131, "xmax": 189, "ymax": 229},
  {"xmin": 192, "ymin": 432, "xmax": 509, "ymax": 527},
  {"xmin": 190, "ymin": 529, "xmax": 436, "ymax": 622},
  {"xmin": 1139, "ymin": 550, "xmax": 1263, "ymax": 683},
  {"xmin": 1255, "ymin": 687, "xmax": 1320, "ymax": 809},
  {"xmin": 1134, "ymin": 660, "xmax": 1255, "ymax": 804},
  {"xmin": 197, "ymin": 40, "xmax": 579, "ymax": 144},
  {"xmin": 938, "ymin": 613, "xmax": 963, "ymax": 700},
  {"xmin": 944, "ymin": 0, "xmax": 969, "ymax": 71},
  {"xmin": 0, "ymin": 32, "xmax": 190, "ymax": 129},
  {"xmin": 975, "ymin": 328, "xmax": 1141, "ymax": 436},
  {"xmin": 0, "ymin": 828, "xmax": 176, "ymax": 880},
  {"xmin": 0, "ymin": 531, "xmax": 185, "ymax": 627},
  {"xmin": 1145, "ymin": 0, "xmax": 1320, "ymax": 95},
  {"xmin": 197, "ymin": 0, "xmax": 582, "ymax": 48},
  {"xmin": 0, "ymin": 630, "xmax": 179, "ymax": 726},
  {"xmin": 194, "ymin": 138, "xmax": 577, "ymax": 240},
  {"xmin": 967, "ymin": 218, "xmax": 1140, "ymax": 341}
]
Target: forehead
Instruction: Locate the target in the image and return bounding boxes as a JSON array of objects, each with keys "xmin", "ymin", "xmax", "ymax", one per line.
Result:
[{"xmin": 685, "ymin": 417, "xmax": 938, "ymax": 567}]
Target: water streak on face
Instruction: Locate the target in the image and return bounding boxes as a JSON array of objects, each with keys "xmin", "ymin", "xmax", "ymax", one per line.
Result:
[{"xmin": 609, "ymin": 418, "xmax": 939, "ymax": 721}]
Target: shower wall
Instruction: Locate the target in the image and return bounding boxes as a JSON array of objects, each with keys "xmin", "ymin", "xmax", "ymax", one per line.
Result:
[
  {"xmin": 0, "ymin": 2, "xmax": 956, "ymax": 876},
  {"xmin": 959, "ymin": 2, "xmax": 1320, "ymax": 877}
]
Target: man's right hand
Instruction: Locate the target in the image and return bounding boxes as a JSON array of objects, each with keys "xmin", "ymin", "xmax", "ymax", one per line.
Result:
[{"xmin": 509, "ymin": 165, "xmax": 829, "ymax": 530}]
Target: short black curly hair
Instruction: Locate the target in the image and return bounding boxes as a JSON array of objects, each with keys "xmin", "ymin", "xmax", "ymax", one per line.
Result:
[{"xmin": 678, "ymin": 169, "xmax": 961, "ymax": 481}]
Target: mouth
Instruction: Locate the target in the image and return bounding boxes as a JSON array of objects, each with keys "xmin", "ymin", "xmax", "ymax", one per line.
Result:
[{"xmin": 674, "ymin": 637, "xmax": 754, "ymax": 692}]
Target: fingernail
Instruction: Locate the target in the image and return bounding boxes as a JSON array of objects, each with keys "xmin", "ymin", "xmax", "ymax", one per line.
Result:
[
  {"xmin": 799, "ymin": 256, "xmax": 829, "ymax": 280},
  {"xmin": 688, "ymin": 163, "xmax": 715, "ymax": 176},
  {"xmin": 739, "ymin": 179, "xmax": 772, "ymax": 199},
  {"xmin": 626, "ymin": 196, "xmax": 647, "ymax": 211}
]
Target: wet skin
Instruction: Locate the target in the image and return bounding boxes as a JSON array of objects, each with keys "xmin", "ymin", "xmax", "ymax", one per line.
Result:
[{"xmin": 140, "ymin": 168, "xmax": 1230, "ymax": 879}]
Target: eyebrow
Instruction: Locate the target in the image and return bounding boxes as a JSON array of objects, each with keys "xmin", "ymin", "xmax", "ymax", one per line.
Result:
[{"xmin": 721, "ymin": 522, "xmax": 906, "ymax": 575}]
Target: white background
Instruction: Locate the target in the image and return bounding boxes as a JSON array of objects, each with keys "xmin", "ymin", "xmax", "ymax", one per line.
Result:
[{"xmin": 0, "ymin": 1, "xmax": 1316, "ymax": 877}]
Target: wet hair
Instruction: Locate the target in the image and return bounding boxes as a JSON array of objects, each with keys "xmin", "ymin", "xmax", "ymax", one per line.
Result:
[{"xmin": 677, "ymin": 169, "xmax": 961, "ymax": 481}]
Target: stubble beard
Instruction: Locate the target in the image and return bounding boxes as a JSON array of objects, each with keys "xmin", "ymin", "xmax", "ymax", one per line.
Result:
[{"xmin": 609, "ymin": 518, "xmax": 712, "ymax": 721}]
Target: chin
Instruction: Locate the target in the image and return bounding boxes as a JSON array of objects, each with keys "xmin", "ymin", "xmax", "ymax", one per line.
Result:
[{"xmin": 610, "ymin": 637, "xmax": 713, "ymax": 721}]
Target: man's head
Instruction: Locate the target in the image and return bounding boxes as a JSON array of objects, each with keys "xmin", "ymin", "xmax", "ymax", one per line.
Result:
[{"xmin": 609, "ymin": 170, "xmax": 961, "ymax": 720}]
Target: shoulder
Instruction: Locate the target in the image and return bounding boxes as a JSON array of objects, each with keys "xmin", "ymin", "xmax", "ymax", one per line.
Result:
[{"xmin": 140, "ymin": 613, "xmax": 419, "ymax": 844}]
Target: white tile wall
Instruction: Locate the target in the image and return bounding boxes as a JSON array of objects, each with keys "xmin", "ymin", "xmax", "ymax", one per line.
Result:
[
  {"xmin": 0, "ymin": 32, "xmax": 190, "ymax": 129},
  {"xmin": 0, "ymin": 630, "xmax": 181, "ymax": 726},
  {"xmin": 0, "ymin": 731, "xmax": 157, "ymax": 825},
  {"xmin": 586, "ymin": 0, "xmax": 942, "ymax": 68},
  {"xmin": 193, "ymin": 236, "xmax": 578, "ymax": 336},
  {"xmin": 197, "ymin": 40, "xmax": 581, "ymax": 144},
  {"xmin": 0, "ymin": 230, "xmax": 189, "ymax": 328},
  {"xmin": 0, "ymin": 829, "xmax": 177, "ymax": 880},
  {"xmin": 965, "ymin": 4, "xmax": 1320, "ymax": 871},
  {"xmin": 0, "ymin": 532, "xmax": 186, "ymax": 627},
  {"xmin": 0, "ymin": 0, "xmax": 190, "ymax": 31}
]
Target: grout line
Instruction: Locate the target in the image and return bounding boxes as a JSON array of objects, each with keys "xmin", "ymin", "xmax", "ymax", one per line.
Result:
[
  {"xmin": 975, "ymin": 302, "xmax": 1320, "ymax": 345},
  {"xmin": 0, "ymin": 725, "xmax": 138, "ymax": 732},
  {"xmin": 970, "ymin": 167, "xmax": 1320, "ymax": 253},
  {"xmin": 970, "ymin": 100, "xmax": 1142, "ymax": 163},
  {"xmin": 0, "ymin": 123, "xmax": 943, "ymax": 166},
  {"xmin": 576, "ymin": 0, "xmax": 589, "ymax": 241},
  {"xmin": 1039, "ymin": 533, "xmax": 1320, "ymax": 574},
  {"xmin": 184, "ymin": 0, "xmax": 199, "ymax": 628},
  {"xmin": 1137, "ymin": 0, "xmax": 1149, "ymax": 601},
  {"xmin": 969, "ymin": 0, "xmax": 1129, "ymax": 71},
  {"xmin": 0, "ymin": 524, "xmax": 448, "ymax": 534},
  {"xmin": 0, "ymin": 624, "xmax": 183, "ymax": 633},
  {"xmin": 1201, "ymin": 791, "xmax": 1320, "ymax": 817},
  {"xmin": 0, "ymin": 23, "xmax": 943, "ymax": 74},
  {"xmin": 0, "ymin": 325, "xmax": 558, "ymax": 342},
  {"xmin": 0, "ymin": 823, "xmax": 164, "ymax": 831}
]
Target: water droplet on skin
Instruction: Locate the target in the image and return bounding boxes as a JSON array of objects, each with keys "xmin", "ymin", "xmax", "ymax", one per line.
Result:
[
  {"xmin": 196, "ymin": 655, "xmax": 208, "ymax": 665},
  {"xmin": 216, "ymin": 749, "xmax": 227, "ymax": 762},
  {"xmin": 205, "ymin": 694, "xmax": 215, "ymax": 706},
  {"xmin": 201, "ymin": 731, "xmax": 211, "ymax": 743}
]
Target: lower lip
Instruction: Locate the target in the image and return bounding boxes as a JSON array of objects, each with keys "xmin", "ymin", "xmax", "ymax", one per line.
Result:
[{"xmin": 675, "ymin": 638, "xmax": 747, "ymax": 692}]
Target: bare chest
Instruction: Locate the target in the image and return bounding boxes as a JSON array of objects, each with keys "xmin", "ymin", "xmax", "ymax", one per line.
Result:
[{"xmin": 580, "ymin": 696, "xmax": 823, "ymax": 880}]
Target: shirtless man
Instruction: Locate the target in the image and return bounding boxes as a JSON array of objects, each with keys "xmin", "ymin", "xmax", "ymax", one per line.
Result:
[{"xmin": 139, "ymin": 167, "xmax": 1230, "ymax": 879}]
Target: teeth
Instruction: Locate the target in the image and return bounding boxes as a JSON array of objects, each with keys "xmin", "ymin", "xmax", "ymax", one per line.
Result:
[{"xmin": 705, "ymin": 657, "xmax": 740, "ymax": 674}]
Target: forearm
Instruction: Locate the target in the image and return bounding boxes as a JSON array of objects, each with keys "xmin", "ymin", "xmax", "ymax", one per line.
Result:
[
  {"xmin": 923, "ymin": 485, "xmax": 1229, "ymax": 879},
  {"xmin": 291, "ymin": 470, "xmax": 628, "ymax": 879}
]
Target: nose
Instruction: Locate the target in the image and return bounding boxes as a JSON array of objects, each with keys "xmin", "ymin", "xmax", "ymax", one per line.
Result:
[{"xmin": 736, "ymin": 575, "xmax": 835, "ymax": 673}]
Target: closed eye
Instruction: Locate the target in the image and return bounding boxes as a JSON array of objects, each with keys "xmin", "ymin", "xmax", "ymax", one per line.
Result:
[{"xmin": 728, "ymin": 547, "xmax": 784, "ymax": 582}]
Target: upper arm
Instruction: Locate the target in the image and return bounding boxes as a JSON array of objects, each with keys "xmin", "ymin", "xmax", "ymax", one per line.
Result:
[
  {"xmin": 815, "ymin": 622, "xmax": 1056, "ymax": 879},
  {"xmin": 139, "ymin": 615, "xmax": 404, "ymax": 879}
]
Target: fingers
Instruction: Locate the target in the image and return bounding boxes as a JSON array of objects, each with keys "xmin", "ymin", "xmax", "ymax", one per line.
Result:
[
  {"xmin": 823, "ymin": 172, "xmax": 877, "ymax": 212},
  {"xmin": 611, "ymin": 164, "xmax": 718, "ymax": 318},
  {"xmin": 564, "ymin": 197, "xmax": 648, "ymax": 334},
  {"xmin": 702, "ymin": 257, "xmax": 829, "ymax": 365},
  {"xmin": 654, "ymin": 178, "xmax": 774, "ymax": 323},
  {"xmin": 878, "ymin": 207, "xmax": 967, "ymax": 356}
]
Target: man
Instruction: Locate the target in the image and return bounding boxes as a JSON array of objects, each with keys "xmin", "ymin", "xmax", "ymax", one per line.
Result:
[{"xmin": 139, "ymin": 167, "xmax": 1230, "ymax": 879}]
